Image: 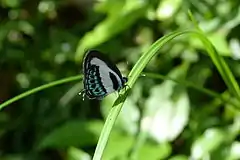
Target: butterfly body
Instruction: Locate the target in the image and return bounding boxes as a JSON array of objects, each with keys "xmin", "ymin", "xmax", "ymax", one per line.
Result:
[{"xmin": 81, "ymin": 50, "xmax": 128, "ymax": 100}]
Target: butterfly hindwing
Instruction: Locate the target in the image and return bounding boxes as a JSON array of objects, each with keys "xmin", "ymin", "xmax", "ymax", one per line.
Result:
[
  {"xmin": 82, "ymin": 50, "xmax": 128, "ymax": 100},
  {"xmin": 85, "ymin": 65, "xmax": 107, "ymax": 99}
]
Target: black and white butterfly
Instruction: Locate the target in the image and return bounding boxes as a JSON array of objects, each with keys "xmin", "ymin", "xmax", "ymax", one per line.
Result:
[{"xmin": 79, "ymin": 50, "xmax": 128, "ymax": 100}]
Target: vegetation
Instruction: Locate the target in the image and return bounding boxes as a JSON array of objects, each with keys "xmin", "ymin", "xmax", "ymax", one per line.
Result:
[{"xmin": 0, "ymin": 0, "xmax": 240, "ymax": 160}]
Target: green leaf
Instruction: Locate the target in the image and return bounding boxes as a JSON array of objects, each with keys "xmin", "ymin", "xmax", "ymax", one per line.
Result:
[
  {"xmin": 138, "ymin": 142, "xmax": 171, "ymax": 160},
  {"xmin": 102, "ymin": 132, "xmax": 134, "ymax": 160},
  {"xmin": 191, "ymin": 128, "xmax": 226, "ymax": 159},
  {"xmin": 67, "ymin": 147, "xmax": 91, "ymax": 160},
  {"xmin": 190, "ymin": 32, "xmax": 231, "ymax": 56},
  {"xmin": 75, "ymin": 0, "xmax": 148, "ymax": 62},
  {"xmin": 1, "ymin": 0, "xmax": 20, "ymax": 8},
  {"xmin": 37, "ymin": 120, "xmax": 104, "ymax": 150},
  {"xmin": 229, "ymin": 141, "xmax": 240, "ymax": 160},
  {"xmin": 169, "ymin": 155, "xmax": 189, "ymax": 160},
  {"xmin": 188, "ymin": 11, "xmax": 240, "ymax": 103}
]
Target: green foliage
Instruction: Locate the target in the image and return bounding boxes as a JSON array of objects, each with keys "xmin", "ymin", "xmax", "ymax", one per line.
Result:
[
  {"xmin": 1, "ymin": 0, "xmax": 240, "ymax": 160},
  {"xmin": 37, "ymin": 120, "xmax": 104, "ymax": 150}
]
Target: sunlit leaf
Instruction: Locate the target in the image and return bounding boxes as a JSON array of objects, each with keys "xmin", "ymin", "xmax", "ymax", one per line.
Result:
[
  {"xmin": 156, "ymin": 0, "xmax": 182, "ymax": 20},
  {"xmin": 191, "ymin": 128, "xmax": 226, "ymax": 159},
  {"xmin": 229, "ymin": 141, "xmax": 240, "ymax": 160},
  {"xmin": 143, "ymin": 64, "xmax": 190, "ymax": 142}
]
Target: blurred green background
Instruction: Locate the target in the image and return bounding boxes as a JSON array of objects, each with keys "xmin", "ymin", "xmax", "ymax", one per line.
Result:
[{"xmin": 0, "ymin": 0, "xmax": 240, "ymax": 160}]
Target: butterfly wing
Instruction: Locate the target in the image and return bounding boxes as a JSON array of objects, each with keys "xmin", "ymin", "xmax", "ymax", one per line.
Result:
[{"xmin": 82, "ymin": 50, "xmax": 127, "ymax": 100}]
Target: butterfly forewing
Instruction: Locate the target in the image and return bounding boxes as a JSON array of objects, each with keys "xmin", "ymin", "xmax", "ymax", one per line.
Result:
[{"xmin": 82, "ymin": 50, "xmax": 127, "ymax": 100}]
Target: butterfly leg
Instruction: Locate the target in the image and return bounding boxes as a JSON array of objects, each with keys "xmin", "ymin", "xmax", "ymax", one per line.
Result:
[
  {"xmin": 123, "ymin": 84, "xmax": 130, "ymax": 92},
  {"xmin": 115, "ymin": 91, "xmax": 119, "ymax": 98},
  {"xmin": 79, "ymin": 89, "xmax": 86, "ymax": 101},
  {"xmin": 116, "ymin": 84, "xmax": 129, "ymax": 99}
]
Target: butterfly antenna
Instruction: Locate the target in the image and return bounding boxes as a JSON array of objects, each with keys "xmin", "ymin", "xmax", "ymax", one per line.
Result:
[
  {"xmin": 140, "ymin": 73, "xmax": 146, "ymax": 77},
  {"xmin": 82, "ymin": 93, "xmax": 85, "ymax": 101}
]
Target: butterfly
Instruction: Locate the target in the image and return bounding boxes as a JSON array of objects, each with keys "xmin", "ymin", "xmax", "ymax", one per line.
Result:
[{"xmin": 79, "ymin": 50, "xmax": 128, "ymax": 100}]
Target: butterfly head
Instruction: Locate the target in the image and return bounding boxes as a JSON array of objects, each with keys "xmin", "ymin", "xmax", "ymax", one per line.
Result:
[{"xmin": 122, "ymin": 77, "xmax": 128, "ymax": 84}]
